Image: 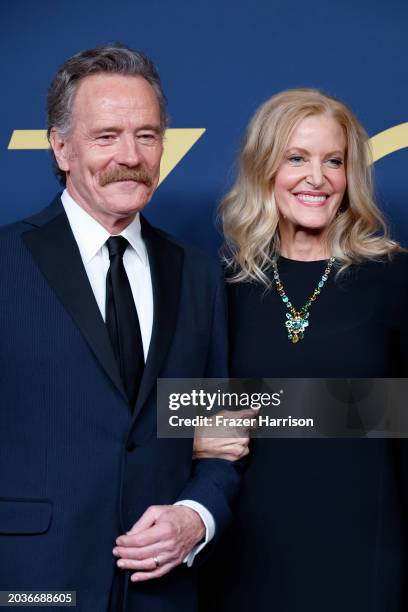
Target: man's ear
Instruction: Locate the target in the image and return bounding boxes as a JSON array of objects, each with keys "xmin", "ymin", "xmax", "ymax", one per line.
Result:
[{"xmin": 49, "ymin": 128, "xmax": 70, "ymax": 172}]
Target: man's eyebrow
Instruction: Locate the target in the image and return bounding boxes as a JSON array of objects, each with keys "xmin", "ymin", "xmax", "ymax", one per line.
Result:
[
  {"xmin": 136, "ymin": 124, "xmax": 163, "ymax": 134},
  {"xmin": 89, "ymin": 125, "xmax": 119, "ymax": 133},
  {"xmin": 90, "ymin": 124, "xmax": 163, "ymax": 134}
]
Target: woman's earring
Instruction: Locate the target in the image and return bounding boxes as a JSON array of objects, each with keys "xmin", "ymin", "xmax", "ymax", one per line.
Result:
[{"xmin": 336, "ymin": 202, "xmax": 347, "ymax": 217}]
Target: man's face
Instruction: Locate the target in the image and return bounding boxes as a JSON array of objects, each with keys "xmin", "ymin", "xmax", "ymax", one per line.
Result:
[{"xmin": 52, "ymin": 73, "xmax": 163, "ymax": 228}]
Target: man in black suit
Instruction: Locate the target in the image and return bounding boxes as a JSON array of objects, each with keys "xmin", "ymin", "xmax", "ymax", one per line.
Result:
[{"xmin": 0, "ymin": 45, "xmax": 243, "ymax": 610}]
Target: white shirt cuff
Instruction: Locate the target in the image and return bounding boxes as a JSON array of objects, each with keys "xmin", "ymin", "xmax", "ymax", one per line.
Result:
[{"xmin": 174, "ymin": 500, "xmax": 216, "ymax": 567}]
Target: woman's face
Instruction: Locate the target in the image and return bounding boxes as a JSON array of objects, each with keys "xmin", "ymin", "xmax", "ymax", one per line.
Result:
[{"xmin": 274, "ymin": 114, "xmax": 347, "ymax": 232}]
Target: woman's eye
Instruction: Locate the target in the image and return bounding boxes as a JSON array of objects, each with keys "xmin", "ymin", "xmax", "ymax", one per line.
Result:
[
  {"xmin": 326, "ymin": 158, "xmax": 343, "ymax": 168},
  {"xmin": 288, "ymin": 155, "xmax": 305, "ymax": 165}
]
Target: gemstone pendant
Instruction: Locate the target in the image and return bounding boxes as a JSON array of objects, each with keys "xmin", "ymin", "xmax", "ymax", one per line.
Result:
[
  {"xmin": 273, "ymin": 256, "xmax": 335, "ymax": 346},
  {"xmin": 285, "ymin": 312, "xmax": 309, "ymax": 343}
]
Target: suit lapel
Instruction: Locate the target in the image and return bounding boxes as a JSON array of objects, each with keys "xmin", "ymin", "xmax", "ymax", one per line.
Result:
[
  {"xmin": 22, "ymin": 196, "xmax": 127, "ymax": 402},
  {"xmin": 133, "ymin": 216, "xmax": 184, "ymax": 418}
]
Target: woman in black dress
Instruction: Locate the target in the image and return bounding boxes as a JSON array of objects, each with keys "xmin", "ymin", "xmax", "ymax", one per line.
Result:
[{"xmin": 198, "ymin": 89, "xmax": 408, "ymax": 611}]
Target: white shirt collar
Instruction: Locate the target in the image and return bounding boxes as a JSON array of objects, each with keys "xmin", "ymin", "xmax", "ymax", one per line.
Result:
[{"xmin": 61, "ymin": 189, "xmax": 148, "ymax": 266}]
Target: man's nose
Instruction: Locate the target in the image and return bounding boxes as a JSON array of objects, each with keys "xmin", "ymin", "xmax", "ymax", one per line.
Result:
[
  {"xmin": 115, "ymin": 135, "xmax": 142, "ymax": 166},
  {"xmin": 306, "ymin": 160, "xmax": 324, "ymax": 188}
]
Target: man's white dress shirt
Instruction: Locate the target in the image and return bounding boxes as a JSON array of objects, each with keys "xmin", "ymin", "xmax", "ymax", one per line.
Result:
[{"xmin": 61, "ymin": 190, "xmax": 214, "ymax": 566}]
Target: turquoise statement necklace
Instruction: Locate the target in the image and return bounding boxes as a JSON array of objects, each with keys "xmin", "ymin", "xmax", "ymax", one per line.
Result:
[{"xmin": 272, "ymin": 257, "xmax": 335, "ymax": 344}]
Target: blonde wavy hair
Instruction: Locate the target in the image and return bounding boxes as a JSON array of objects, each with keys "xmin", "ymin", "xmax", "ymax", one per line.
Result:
[{"xmin": 220, "ymin": 88, "xmax": 401, "ymax": 285}]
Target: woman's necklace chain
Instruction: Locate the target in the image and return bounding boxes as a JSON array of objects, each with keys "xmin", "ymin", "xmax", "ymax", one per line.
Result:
[{"xmin": 272, "ymin": 256, "xmax": 335, "ymax": 344}]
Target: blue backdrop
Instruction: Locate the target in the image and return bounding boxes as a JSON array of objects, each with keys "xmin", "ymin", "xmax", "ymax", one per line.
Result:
[{"xmin": 1, "ymin": 0, "xmax": 407, "ymax": 256}]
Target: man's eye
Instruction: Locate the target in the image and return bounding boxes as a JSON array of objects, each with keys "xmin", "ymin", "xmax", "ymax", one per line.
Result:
[
  {"xmin": 288, "ymin": 155, "xmax": 305, "ymax": 165},
  {"xmin": 138, "ymin": 133, "xmax": 158, "ymax": 144},
  {"xmin": 97, "ymin": 134, "xmax": 115, "ymax": 142}
]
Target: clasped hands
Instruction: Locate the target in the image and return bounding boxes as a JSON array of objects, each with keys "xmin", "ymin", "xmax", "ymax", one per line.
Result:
[
  {"xmin": 113, "ymin": 409, "xmax": 251, "ymax": 582},
  {"xmin": 113, "ymin": 504, "xmax": 205, "ymax": 582}
]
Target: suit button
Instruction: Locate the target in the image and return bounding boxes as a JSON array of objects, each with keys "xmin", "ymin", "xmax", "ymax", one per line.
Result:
[{"xmin": 126, "ymin": 441, "xmax": 136, "ymax": 452}]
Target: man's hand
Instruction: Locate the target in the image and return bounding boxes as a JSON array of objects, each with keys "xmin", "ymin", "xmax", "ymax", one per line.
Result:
[
  {"xmin": 193, "ymin": 409, "xmax": 253, "ymax": 461},
  {"xmin": 113, "ymin": 505, "xmax": 205, "ymax": 582},
  {"xmin": 193, "ymin": 435, "xmax": 250, "ymax": 461}
]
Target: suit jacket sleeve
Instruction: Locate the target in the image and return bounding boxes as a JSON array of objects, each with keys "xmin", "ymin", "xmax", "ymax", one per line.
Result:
[{"xmin": 175, "ymin": 268, "xmax": 245, "ymax": 553}]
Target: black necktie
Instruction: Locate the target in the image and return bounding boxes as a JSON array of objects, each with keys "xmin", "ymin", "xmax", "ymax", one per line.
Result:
[{"xmin": 105, "ymin": 236, "xmax": 144, "ymax": 407}]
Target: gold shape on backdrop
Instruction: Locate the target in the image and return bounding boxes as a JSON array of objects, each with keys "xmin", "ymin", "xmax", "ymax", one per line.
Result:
[
  {"xmin": 8, "ymin": 130, "xmax": 48, "ymax": 149},
  {"xmin": 7, "ymin": 128, "xmax": 206, "ymax": 186},
  {"xmin": 369, "ymin": 122, "xmax": 408, "ymax": 163},
  {"xmin": 158, "ymin": 129, "xmax": 205, "ymax": 184}
]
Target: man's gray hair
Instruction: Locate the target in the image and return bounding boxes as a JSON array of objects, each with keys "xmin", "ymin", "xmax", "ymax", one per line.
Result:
[{"xmin": 47, "ymin": 44, "xmax": 168, "ymax": 185}]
